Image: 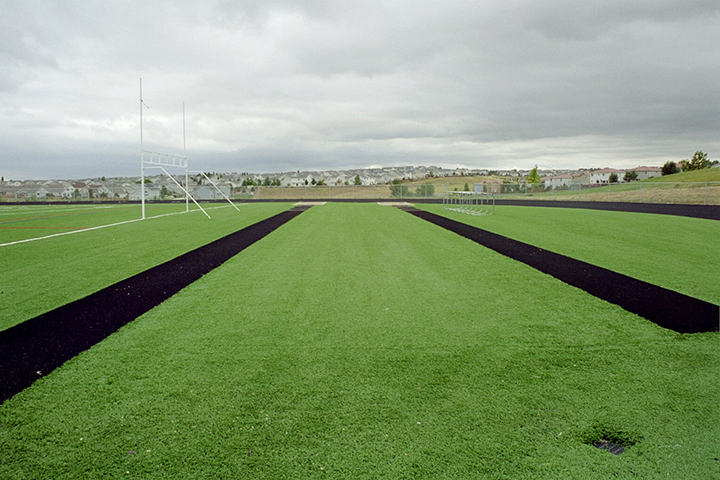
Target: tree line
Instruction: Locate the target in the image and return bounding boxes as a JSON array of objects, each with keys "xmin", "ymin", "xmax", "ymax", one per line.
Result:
[{"xmin": 662, "ymin": 151, "xmax": 718, "ymax": 176}]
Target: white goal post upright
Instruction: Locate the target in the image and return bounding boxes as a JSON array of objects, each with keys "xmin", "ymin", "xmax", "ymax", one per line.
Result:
[{"xmin": 140, "ymin": 79, "xmax": 234, "ymax": 219}]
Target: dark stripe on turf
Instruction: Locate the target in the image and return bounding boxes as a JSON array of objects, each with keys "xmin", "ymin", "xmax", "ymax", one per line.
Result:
[
  {"xmin": 490, "ymin": 200, "xmax": 720, "ymax": 221},
  {"xmin": 400, "ymin": 206, "xmax": 719, "ymax": 334},
  {"xmin": 0, "ymin": 206, "xmax": 311, "ymax": 404}
]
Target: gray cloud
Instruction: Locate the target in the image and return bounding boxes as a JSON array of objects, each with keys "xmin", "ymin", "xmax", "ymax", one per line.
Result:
[{"xmin": 1, "ymin": 0, "xmax": 718, "ymax": 179}]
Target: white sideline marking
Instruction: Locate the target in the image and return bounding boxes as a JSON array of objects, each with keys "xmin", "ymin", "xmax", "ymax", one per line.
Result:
[
  {"xmin": 0, "ymin": 218, "xmax": 144, "ymax": 247},
  {"xmin": 0, "ymin": 204, "xmax": 129, "ymax": 217},
  {"xmin": 295, "ymin": 202, "xmax": 326, "ymax": 206},
  {"xmin": 378, "ymin": 202, "xmax": 413, "ymax": 206},
  {"xmin": 0, "ymin": 204, "xmax": 244, "ymax": 247}
]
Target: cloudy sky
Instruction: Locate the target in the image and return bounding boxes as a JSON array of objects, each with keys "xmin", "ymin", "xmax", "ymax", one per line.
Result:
[{"xmin": 1, "ymin": 0, "xmax": 719, "ymax": 180}]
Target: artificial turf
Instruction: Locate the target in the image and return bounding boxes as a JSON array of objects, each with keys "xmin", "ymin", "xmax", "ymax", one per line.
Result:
[
  {"xmin": 401, "ymin": 205, "xmax": 717, "ymax": 333},
  {"xmin": 1, "ymin": 203, "xmax": 717, "ymax": 478},
  {"xmin": 0, "ymin": 205, "xmax": 311, "ymax": 403},
  {"xmin": 419, "ymin": 203, "xmax": 720, "ymax": 305},
  {"xmin": 0, "ymin": 202, "xmax": 292, "ymax": 331}
]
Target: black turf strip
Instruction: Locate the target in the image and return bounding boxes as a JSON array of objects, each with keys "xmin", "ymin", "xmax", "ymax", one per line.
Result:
[
  {"xmin": 0, "ymin": 206, "xmax": 310, "ymax": 404},
  {"xmin": 400, "ymin": 207, "xmax": 719, "ymax": 334},
  {"xmin": 489, "ymin": 200, "xmax": 720, "ymax": 221}
]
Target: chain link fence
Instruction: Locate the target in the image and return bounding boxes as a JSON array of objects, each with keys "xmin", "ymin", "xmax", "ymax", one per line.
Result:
[
  {"xmin": 2, "ymin": 182, "xmax": 719, "ymax": 205},
  {"xmin": 239, "ymin": 182, "xmax": 720, "ymax": 205}
]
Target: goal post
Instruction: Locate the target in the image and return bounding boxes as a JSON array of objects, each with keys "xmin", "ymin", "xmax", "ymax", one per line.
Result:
[
  {"xmin": 139, "ymin": 79, "xmax": 238, "ymax": 220},
  {"xmin": 443, "ymin": 190, "xmax": 495, "ymax": 216},
  {"xmin": 141, "ymin": 149, "xmax": 210, "ymax": 219}
]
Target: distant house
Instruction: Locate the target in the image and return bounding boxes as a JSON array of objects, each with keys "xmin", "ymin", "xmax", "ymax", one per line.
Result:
[
  {"xmin": 191, "ymin": 185, "xmax": 231, "ymax": 200},
  {"xmin": 128, "ymin": 185, "xmax": 161, "ymax": 201},
  {"xmin": 545, "ymin": 174, "xmax": 573, "ymax": 189},
  {"xmin": 360, "ymin": 175, "xmax": 377, "ymax": 186},
  {"xmin": 571, "ymin": 172, "xmax": 591, "ymax": 184},
  {"xmin": 43, "ymin": 182, "xmax": 69, "ymax": 199},
  {"xmin": 87, "ymin": 183, "xmax": 112, "ymax": 199},
  {"xmin": 474, "ymin": 179, "xmax": 502, "ymax": 194},
  {"xmin": 279, "ymin": 174, "xmax": 304, "ymax": 187},
  {"xmin": 633, "ymin": 166, "xmax": 662, "ymax": 180},
  {"xmin": 589, "ymin": 168, "xmax": 623, "ymax": 184}
]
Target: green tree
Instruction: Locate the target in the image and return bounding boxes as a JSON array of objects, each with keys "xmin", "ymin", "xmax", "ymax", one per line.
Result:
[
  {"xmin": 159, "ymin": 185, "xmax": 171, "ymax": 199},
  {"xmin": 389, "ymin": 179, "xmax": 409, "ymax": 197},
  {"xmin": 608, "ymin": 172, "xmax": 619, "ymax": 183},
  {"xmin": 686, "ymin": 151, "xmax": 711, "ymax": 171},
  {"xmin": 415, "ymin": 183, "xmax": 435, "ymax": 197},
  {"xmin": 263, "ymin": 176, "xmax": 271, "ymax": 186},
  {"xmin": 527, "ymin": 165, "xmax": 541, "ymax": 185},
  {"xmin": 354, "ymin": 174, "xmax": 362, "ymax": 186},
  {"xmin": 316, "ymin": 178, "xmax": 326, "ymax": 186},
  {"xmin": 623, "ymin": 170, "xmax": 638, "ymax": 182},
  {"xmin": 463, "ymin": 182, "xmax": 470, "ymax": 191},
  {"xmin": 661, "ymin": 161, "xmax": 680, "ymax": 176}
]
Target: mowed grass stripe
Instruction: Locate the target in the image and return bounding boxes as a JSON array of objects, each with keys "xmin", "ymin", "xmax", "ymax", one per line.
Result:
[
  {"xmin": 0, "ymin": 203, "xmax": 293, "ymax": 331},
  {"xmin": 419, "ymin": 203, "xmax": 720, "ymax": 305},
  {"xmin": 1, "ymin": 204, "xmax": 717, "ymax": 479}
]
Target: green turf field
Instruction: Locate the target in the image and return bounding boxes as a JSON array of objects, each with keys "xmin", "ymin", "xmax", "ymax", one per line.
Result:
[
  {"xmin": 1, "ymin": 203, "xmax": 718, "ymax": 479},
  {"xmin": 419, "ymin": 204, "xmax": 720, "ymax": 305},
  {"xmin": 0, "ymin": 203, "xmax": 232, "ymax": 245},
  {"xmin": 0, "ymin": 202, "xmax": 292, "ymax": 330}
]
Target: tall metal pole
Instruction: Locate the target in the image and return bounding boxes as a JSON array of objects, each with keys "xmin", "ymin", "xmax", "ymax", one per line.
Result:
[
  {"xmin": 140, "ymin": 78, "xmax": 145, "ymax": 219},
  {"xmin": 184, "ymin": 101, "xmax": 189, "ymax": 213}
]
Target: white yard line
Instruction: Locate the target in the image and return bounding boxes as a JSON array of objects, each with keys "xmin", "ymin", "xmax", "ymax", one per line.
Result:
[
  {"xmin": 0, "ymin": 218, "xmax": 144, "ymax": 247},
  {"xmin": 0, "ymin": 204, "xmax": 130, "ymax": 217},
  {"xmin": 0, "ymin": 204, "xmax": 245, "ymax": 247}
]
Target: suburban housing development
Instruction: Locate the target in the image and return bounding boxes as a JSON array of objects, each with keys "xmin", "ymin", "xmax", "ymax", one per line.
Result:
[{"xmin": 0, "ymin": 165, "xmax": 663, "ymax": 201}]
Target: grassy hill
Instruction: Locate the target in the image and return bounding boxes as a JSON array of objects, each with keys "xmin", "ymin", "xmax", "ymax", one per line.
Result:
[
  {"xmin": 399, "ymin": 174, "xmax": 513, "ymax": 188},
  {"xmin": 646, "ymin": 167, "xmax": 720, "ymax": 183}
]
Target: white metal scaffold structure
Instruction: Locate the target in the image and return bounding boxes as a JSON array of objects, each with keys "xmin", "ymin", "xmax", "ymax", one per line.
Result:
[{"xmin": 443, "ymin": 191, "xmax": 495, "ymax": 215}]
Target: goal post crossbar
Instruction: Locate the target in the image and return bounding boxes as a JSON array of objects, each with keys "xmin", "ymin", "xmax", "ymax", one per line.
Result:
[{"xmin": 141, "ymin": 149, "xmax": 188, "ymax": 168}]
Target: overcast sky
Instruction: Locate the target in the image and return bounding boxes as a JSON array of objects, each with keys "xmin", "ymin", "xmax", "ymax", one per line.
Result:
[{"xmin": 1, "ymin": 0, "xmax": 719, "ymax": 179}]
